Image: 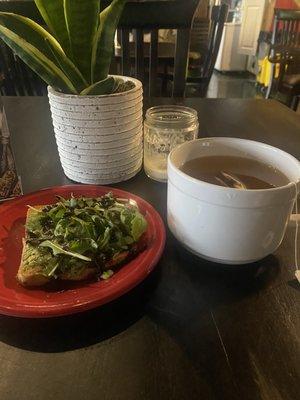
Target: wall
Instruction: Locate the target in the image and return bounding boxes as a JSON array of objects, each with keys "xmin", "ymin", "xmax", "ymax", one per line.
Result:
[
  {"xmin": 262, "ymin": 0, "xmax": 299, "ymax": 32},
  {"xmin": 275, "ymin": 0, "xmax": 299, "ymax": 8}
]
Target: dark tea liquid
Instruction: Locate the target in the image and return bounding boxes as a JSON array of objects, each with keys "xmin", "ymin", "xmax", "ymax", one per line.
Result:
[{"xmin": 180, "ymin": 156, "xmax": 289, "ymax": 190}]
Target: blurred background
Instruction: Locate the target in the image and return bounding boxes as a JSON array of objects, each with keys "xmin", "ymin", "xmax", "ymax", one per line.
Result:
[{"xmin": 0, "ymin": 0, "xmax": 299, "ymax": 111}]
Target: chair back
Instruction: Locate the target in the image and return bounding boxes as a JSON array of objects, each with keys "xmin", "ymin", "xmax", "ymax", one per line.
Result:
[
  {"xmin": 268, "ymin": 8, "xmax": 300, "ymax": 74},
  {"xmin": 190, "ymin": 19, "xmax": 210, "ymax": 54},
  {"xmin": 116, "ymin": 0, "xmax": 199, "ymax": 97},
  {"xmin": 187, "ymin": 4, "xmax": 228, "ymax": 96},
  {"xmin": 202, "ymin": 4, "xmax": 228, "ymax": 81}
]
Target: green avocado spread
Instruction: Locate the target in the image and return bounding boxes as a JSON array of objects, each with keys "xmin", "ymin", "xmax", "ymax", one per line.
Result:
[{"xmin": 24, "ymin": 193, "xmax": 147, "ymax": 279}]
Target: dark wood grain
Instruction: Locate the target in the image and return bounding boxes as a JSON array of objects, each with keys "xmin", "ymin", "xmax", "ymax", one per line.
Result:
[
  {"xmin": 186, "ymin": 5, "xmax": 228, "ymax": 97},
  {"xmin": 120, "ymin": 28, "xmax": 131, "ymax": 77},
  {"xmin": 172, "ymin": 28, "xmax": 191, "ymax": 97},
  {"xmin": 0, "ymin": 1, "xmax": 199, "ymax": 29},
  {"xmin": 0, "ymin": 97, "xmax": 299, "ymax": 400},
  {"xmin": 149, "ymin": 30, "xmax": 158, "ymax": 97},
  {"xmin": 134, "ymin": 29, "xmax": 144, "ymax": 83},
  {"xmin": 112, "ymin": 0, "xmax": 199, "ymax": 30},
  {"xmin": 112, "ymin": 0, "xmax": 199, "ymax": 97},
  {"xmin": 266, "ymin": 8, "xmax": 300, "ymax": 110}
]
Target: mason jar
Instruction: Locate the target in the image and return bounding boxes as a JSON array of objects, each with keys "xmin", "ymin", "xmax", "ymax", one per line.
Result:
[{"xmin": 144, "ymin": 105, "xmax": 199, "ymax": 182}]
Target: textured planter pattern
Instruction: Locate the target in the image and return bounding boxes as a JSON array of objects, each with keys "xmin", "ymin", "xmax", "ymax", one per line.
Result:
[{"xmin": 48, "ymin": 77, "xmax": 143, "ymax": 184}]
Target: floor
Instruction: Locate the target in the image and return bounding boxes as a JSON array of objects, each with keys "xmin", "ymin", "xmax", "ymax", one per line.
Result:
[
  {"xmin": 187, "ymin": 70, "xmax": 263, "ymax": 99},
  {"xmin": 188, "ymin": 70, "xmax": 299, "ymax": 113},
  {"xmin": 207, "ymin": 71, "xmax": 262, "ymax": 99}
]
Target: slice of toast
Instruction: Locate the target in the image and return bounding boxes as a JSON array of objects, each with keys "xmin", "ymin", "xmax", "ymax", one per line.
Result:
[
  {"xmin": 17, "ymin": 238, "xmax": 52, "ymax": 286},
  {"xmin": 17, "ymin": 206, "xmax": 97, "ymax": 286},
  {"xmin": 16, "ymin": 205, "xmax": 142, "ymax": 287}
]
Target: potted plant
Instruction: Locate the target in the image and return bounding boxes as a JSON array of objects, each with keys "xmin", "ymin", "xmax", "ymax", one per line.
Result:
[{"xmin": 0, "ymin": 0, "xmax": 143, "ymax": 184}]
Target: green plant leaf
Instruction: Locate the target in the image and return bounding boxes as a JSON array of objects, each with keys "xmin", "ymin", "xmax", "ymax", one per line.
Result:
[
  {"xmin": 34, "ymin": 0, "xmax": 71, "ymax": 56},
  {"xmin": 68, "ymin": 238, "xmax": 98, "ymax": 254},
  {"xmin": 0, "ymin": 25, "xmax": 77, "ymax": 93},
  {"xmin": 80, "ymin": 76, "xmax": 115, "ymax": 95},
  {"xmin": 64, "ymin": 0, "xmax": 99, "ymax": 83},
  {"xmin": 40, "ymin": 240, "xmax": 92, "ymax": 261},
  {"xmin": 92, "ymin": 0, "xmax": 127, "ymax": 83},
  {"xmin": 0, "ymin": 12, "xmax": 87, "ymax": 92},
  {"xmin": 44, "ymin": 38, "xmax": 87, "ymax": 92},
  {"xmin": 101, "ymin": 270, "xmax": 114, "ymax": 280},
  {"xmin": 97, "ymin": 227, "xmax": 111, "ymax": 250},
  {"xmin": 130, "ymin": 212, "xmax": 147, "ymax": 241}
]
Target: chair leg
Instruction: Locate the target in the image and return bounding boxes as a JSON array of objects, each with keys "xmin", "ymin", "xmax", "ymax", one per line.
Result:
[
  {"xmin": 291, "ymin": 96, "xmax": 299, "ymax": 112},
  {"xmin": 201, "ymin": 82, "xmax": 210, "ymax": 98},
  {"xmin": 285, "ymin": 93, "xmax": 294, "ymax": 109},
  {"xmin": 161, "ymin": 62, "xmax": 169, "ymax": 96},
  {"xmin": 265, "ymin": 63, "xmax": 275, "ymax": 99},
  {"xmin": 195, "ymin": 80, "xmax": 209, "ymax": 98}
]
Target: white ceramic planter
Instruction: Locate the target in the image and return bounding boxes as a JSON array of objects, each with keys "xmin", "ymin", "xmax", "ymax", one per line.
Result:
[
  {"xmin": 48, "ymin": 76, "xmax": 143, "ymax": 184},
  {"xmin": 56, "ymin": 134, "xmax": 142, "ymax": 154},
  {"xmin": 54, "ymin": 125, "xmax": 142, "ymax": 143}
]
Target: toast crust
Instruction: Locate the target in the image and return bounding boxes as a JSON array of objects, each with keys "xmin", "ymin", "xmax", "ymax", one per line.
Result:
[{"xmin": 17, "ymin": 207, "xmax": 53, "ymax": 286}]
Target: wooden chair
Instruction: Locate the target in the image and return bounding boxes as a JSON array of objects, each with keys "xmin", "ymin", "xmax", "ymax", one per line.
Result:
[
  {"xmin": 186, "ymin": 4, "xmax": 228, "ymax": 97},
  {"xmin": 0, "ymin": 0, "xmax": 199, "ymax": 97},
  {"xmin": 189, "ymin": 18, "xmax": 210, "ymax": 55},
  {"xmin": 114, "ymin": 0, "xmax": 200, "ymax": 97},
  {"xmin": 266, "ymin": 9, "xmax": 300, "ymax": 111}
]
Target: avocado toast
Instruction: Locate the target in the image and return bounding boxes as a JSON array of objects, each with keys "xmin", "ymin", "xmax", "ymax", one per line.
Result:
[{"xmin": 17, "ymin": 193, "xmax": 148, "ymax": 287}]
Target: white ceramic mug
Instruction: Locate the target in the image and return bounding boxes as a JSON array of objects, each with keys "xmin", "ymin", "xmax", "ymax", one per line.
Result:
[{"xmin": 167, "ymin": 137, "xmax": 300, "ymax": 264}]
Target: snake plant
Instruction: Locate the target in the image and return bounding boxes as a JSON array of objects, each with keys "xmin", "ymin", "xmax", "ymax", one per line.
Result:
[{"xmin": 0, "ymin": 0, "xmax": 127, "ymax": 95}]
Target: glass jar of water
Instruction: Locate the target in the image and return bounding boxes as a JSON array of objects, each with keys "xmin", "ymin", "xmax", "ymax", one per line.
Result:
[{"xmin": 144, "ymin": 105, "xmax": 199, "ymax": 182}]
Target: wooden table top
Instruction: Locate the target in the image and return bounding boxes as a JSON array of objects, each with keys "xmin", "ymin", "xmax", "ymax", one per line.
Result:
[{"xmin": 0, "ymin": 97, "xmax": 299, "ymax": 400}]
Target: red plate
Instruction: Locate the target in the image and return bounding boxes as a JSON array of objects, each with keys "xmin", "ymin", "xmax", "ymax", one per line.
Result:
[{"xmin": 0, "ymin": 185, "xmax": 165, "ymax": 318}]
